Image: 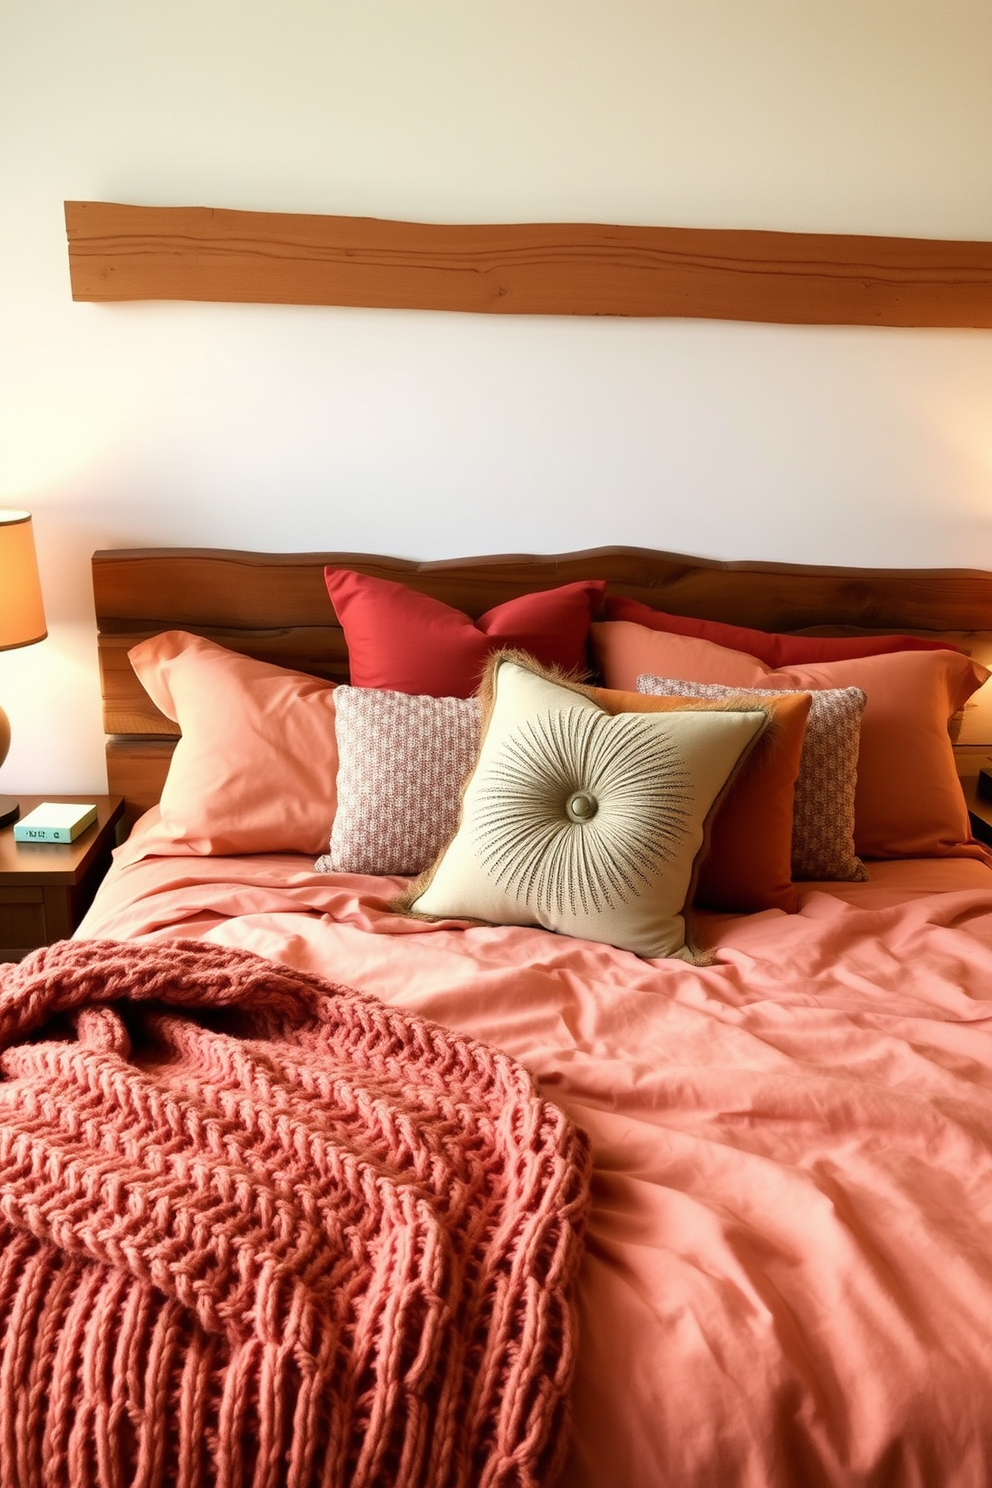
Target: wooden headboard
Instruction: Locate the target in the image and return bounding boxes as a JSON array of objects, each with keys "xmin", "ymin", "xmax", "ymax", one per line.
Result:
[{"xmin": 92, "ymin": 545, "xmax": 992, "ymax": 823}]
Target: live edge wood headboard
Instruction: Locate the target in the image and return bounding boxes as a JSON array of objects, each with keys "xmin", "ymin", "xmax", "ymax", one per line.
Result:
[{"xmin": 93, "ymin": 546, "xmax": 992, "ymax": 824}]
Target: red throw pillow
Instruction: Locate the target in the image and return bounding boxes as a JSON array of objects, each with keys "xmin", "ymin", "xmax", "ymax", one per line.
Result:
[
  {"xmin": 603, "ymin": 595, "xmax": 957, "ymax": 669},
  {"xmin": 325, "ymin": 569, "xmax": 606, "ymax": 697}
]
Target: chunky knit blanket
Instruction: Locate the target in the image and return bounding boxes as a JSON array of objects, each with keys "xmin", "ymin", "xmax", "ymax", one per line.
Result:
[{"xmin": 0, "ymin": 938, "xmax": 590, "ymax": 1488}]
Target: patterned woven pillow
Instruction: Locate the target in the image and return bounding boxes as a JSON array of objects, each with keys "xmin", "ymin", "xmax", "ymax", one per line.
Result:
[
  {"xmin": 405, "ymin": 656, "xmax": 771, "ymax": 960},
  {"xmin": 637, "ymin": 675, "xmax": 867, "ymax": 881},
  {"xmin": 318, "ymin": 687, "xmax": 481, "ymax": 876}
]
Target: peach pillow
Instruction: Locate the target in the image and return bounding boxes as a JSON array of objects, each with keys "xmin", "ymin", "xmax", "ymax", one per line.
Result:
[
  {"xmin": 585, "ymin": 684, "xmax": 812, "ymax": 913},
  {"xmin": 767, "ymin": 651, "xmax": 988, "ymax": 861},
  {"xmin": 128, "ymin": 631, "xmax": 338, "ymax": 856},
  {"xmin": 594, "ymin": 621, "xmax": 774, "ymax": 692},
  {"xmin": 593, "ymin": 624, "xmax": 990, "ymax": 861}
]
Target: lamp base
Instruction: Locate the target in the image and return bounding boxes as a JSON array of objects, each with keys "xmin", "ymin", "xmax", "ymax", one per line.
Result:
[{"xmin": 0, "ymin": 796, "xmax": 19, "ymax": 829}]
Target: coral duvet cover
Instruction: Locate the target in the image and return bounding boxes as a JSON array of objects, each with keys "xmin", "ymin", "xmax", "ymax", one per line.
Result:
[{"xmin": 78, "ymin": 831, "xmax": 992, "ymax": 1488}]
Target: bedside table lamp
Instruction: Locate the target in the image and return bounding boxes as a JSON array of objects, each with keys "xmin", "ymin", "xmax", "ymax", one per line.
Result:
[{"xmin": 0, "ymin": 511, "xmax": 47, "ymax": 828}]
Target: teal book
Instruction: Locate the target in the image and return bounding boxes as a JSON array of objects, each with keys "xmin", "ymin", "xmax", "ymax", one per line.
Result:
[{"xmin": 13, "ymin": 802, "xmax": 98, "ymax": 844}]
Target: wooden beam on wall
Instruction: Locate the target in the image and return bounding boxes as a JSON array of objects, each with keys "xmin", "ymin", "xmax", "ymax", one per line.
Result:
[{"xmin": 65, "ymin": 201, "xmax": 992, "ymax": 329}]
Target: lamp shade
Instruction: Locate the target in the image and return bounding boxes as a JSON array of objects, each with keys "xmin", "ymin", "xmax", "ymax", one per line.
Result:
[{"xmin": 0, "ymin": 512, "xmax": 47, "ymax": 650}]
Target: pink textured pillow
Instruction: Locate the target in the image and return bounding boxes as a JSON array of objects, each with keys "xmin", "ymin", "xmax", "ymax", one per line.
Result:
[
  {"xmin": 319, "ymin": 687, "xmax": 481, "ymax": 875},
  {"xmin": 128, "ymin": 631, "xmax": 338, "ymax": 856},
  {"xmin": 325, "ymin": 569, "xmax": 606, "ymax": 697},
  {"xmin": 597, "ymin": 625, "xmax": 989, "ymax": 861},
  {"xmin": 603, "ymin": 595, "xmax": 958, "ymax": 667}
]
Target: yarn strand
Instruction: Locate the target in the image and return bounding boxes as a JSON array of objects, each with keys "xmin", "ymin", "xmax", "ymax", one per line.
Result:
[{"xmin": 0, "ymin": 939, "xmax": 590, "ymax": 1488}]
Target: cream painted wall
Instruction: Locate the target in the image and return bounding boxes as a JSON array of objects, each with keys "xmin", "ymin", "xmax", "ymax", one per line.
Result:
[{"xmin": 1, "ymin": 0, "xmax": 992, "ymax": 792}]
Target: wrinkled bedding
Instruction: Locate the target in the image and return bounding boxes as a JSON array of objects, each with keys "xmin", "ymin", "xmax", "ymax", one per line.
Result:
[{"xmin": 78, "ymin": 831, "xmax": 992, "ymax": 1488}]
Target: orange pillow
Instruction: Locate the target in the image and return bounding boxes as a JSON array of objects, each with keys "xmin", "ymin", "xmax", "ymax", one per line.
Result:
[
  {"xmin": 128, "ymin": 631, "xmax": 338, "ymax": 856},
  {"xmin": 593, "ymin": 624, "xmax": 990, "ymax": 861},
  {"xmin": 584, "ymin": 684, "xmax": 811, "ymax": 913}
]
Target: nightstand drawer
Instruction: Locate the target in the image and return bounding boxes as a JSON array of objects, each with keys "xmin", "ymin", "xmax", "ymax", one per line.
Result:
[
  {"xmin": 0, "ymin": 797, "xmax": 124, "ymax": 961},
  {"xmin": 959, "ymin": 771, "xmax": 992, "ymax": 848},
  {"xmin": 0, "ymin": 887, "xmax": 47, "ymax": 955}
]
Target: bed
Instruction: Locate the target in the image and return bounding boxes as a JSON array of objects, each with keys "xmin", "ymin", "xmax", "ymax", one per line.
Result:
[{"xmin": 11, "ymin": 543, "xmax": 992, "ymax": 1487}]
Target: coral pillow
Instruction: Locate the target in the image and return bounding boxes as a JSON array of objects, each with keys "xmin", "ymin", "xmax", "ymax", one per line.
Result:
[
  {"xmin": 603, "ymin": 595, "xmax": 958, "ymax": 668},
  {"xmin": 584, "ymin": 684, "xmax": 812, "ymax": 913},
  {"xmin": 128, "ymin": 631, "xmax": 338, "ymax": 856},
  {"xmin": 405, "ymin": 656, "xmax": 770, "ymax": 958},
  {"xmin": 593, "ymin": 624, "xmax": 989, "ymax": 860},
  {"xmin": 325, "ymin": 569, "xmax": 606, "ymax": 697}
]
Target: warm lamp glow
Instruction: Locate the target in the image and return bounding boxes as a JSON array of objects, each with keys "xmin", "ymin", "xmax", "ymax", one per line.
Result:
[
  {"xmin": 0, "ymin": 512, "xmax": 47, "ymax": 651},
  {"xmin": 0, "ymin": 511, "xmax": 47, "ymax": 827}
]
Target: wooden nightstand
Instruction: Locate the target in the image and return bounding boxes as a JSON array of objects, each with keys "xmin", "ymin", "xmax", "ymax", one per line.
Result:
[
  {"xmin": 959, "ymin": 770, "xmax": 992, "ymax": 849},
  {"xmin": 0, "ymin": 795, "xmax": 125, "ymax": 961}
]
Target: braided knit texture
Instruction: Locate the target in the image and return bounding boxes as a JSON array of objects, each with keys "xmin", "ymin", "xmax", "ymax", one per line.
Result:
[{"xmin": 0, "ymin": 938, "xmax": 591, "ymax": 1488}]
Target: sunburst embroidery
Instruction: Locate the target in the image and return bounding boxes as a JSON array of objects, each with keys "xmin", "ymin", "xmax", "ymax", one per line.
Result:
[{"xmin": 472, "ymin": 709, "xmax": 694, "ymax": 918}]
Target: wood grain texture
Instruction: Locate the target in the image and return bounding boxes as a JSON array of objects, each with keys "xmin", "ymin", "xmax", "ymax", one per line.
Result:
[
  {"xmin": 104, "ymin": 741, "xmax": 176, "ymax": 824},
  {"xmin": 66, "ymin": 202, "xmax": 992, "ymax": 328},
  {"xmin": 93, "ymin": 545, "xmax": 992, "ymax": 633},
  {"xmin": 0, "ymin": 797, "xmax": 125, "ymax": 884},
  {"xmin": 94, "ymin": 544, "xmax": 992, "ymax": 817}
]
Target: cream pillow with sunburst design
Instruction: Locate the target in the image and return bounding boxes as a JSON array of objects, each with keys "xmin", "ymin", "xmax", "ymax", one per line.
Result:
[{"xmin": 406, "ymin": 656, "xmax": 770, "ymax": 960}]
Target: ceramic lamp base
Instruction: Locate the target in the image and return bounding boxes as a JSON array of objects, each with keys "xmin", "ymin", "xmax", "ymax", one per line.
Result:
[{"xmin": 0, "ymin": 702, "xmax": 15, "ymax": 825}]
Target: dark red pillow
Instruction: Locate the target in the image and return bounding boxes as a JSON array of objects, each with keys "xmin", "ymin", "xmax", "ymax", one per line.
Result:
[
  {"xmin": 602, "ymin": 594, "xmax": 957, "ymax": 669},
  {"xmin": 325, "ymin": 569, "xmax": 606, "ymax": 697}
]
